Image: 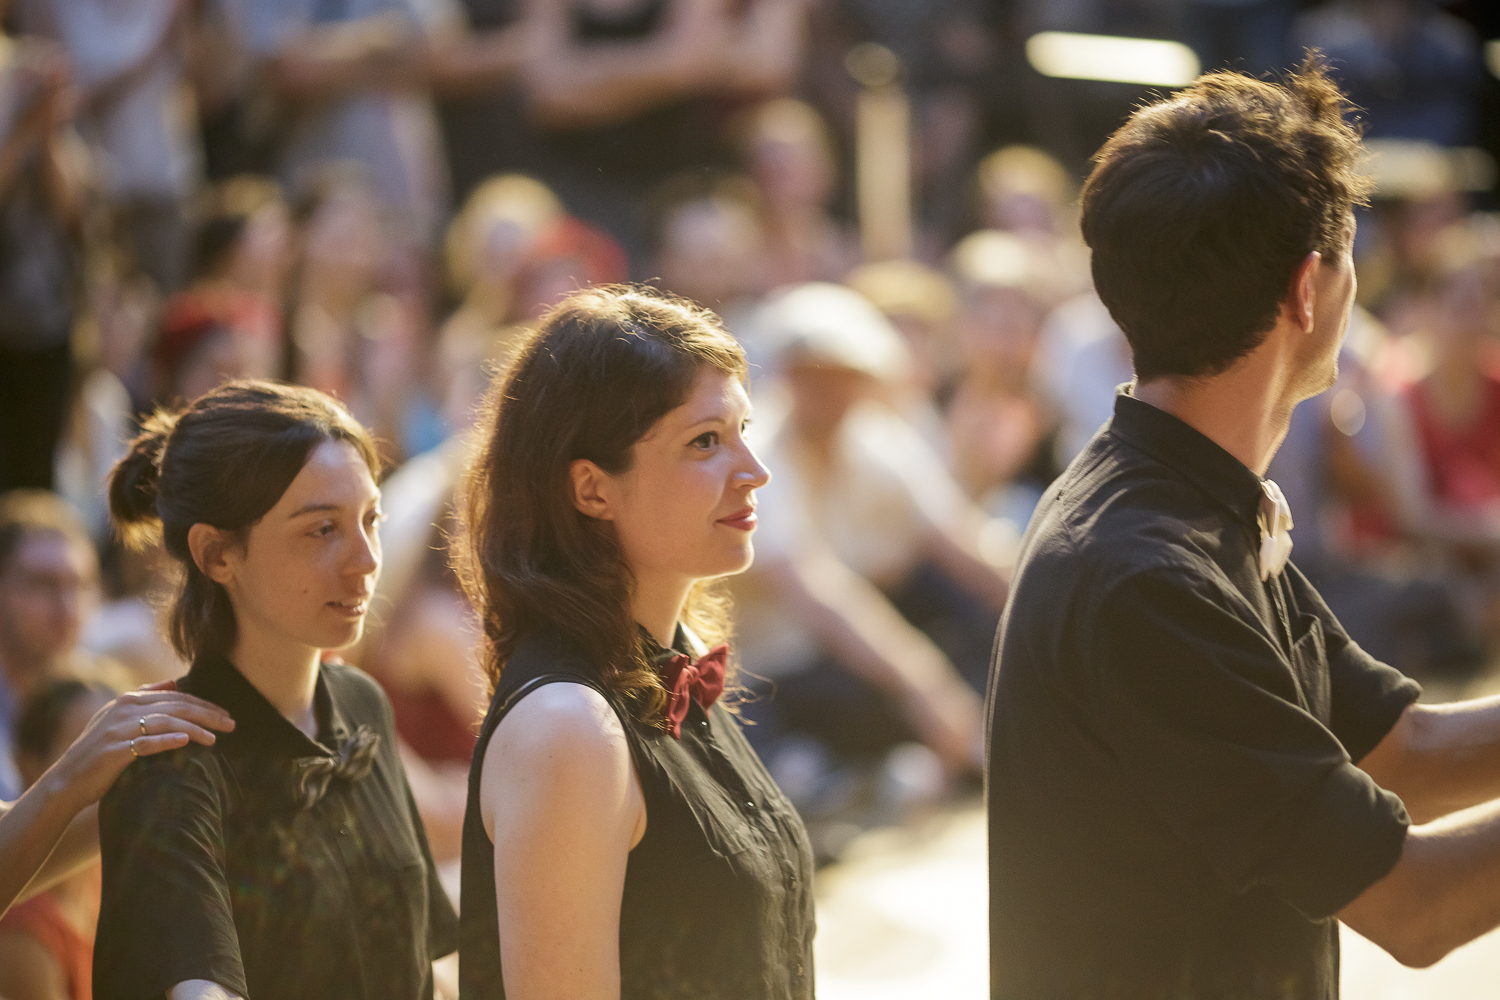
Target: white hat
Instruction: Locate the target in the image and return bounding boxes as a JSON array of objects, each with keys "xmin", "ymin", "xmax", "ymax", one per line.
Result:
[{"xmin": 759, "ymin": 282, "xmax": 911, "ymax": 382}]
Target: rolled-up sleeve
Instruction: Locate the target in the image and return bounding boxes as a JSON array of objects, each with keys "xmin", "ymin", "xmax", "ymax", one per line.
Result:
[{"xmin": 1087, "ymin": 567, "xmax": 1410, "ymax": 920}]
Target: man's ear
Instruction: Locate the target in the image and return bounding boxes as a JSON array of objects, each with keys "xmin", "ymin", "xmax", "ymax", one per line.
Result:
[
  {"xmin": 187, "ymin": 523, "xmax": 236, "ymax": 586},
  {"xmin": 570, "ymin": 459, "xmax": 615, "ymax": 520},
  {"xmin": 1287, "ymin": 250, "xmax": 1321, "ymax": 333}
]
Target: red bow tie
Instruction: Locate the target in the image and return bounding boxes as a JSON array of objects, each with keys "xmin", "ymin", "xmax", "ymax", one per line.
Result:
[{"xmin": 662, "ymin": 644, "xmax": 728, "ymax": 738}]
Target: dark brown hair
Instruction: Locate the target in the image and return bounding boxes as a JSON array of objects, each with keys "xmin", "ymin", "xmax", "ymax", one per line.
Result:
[
  {"xmin": 107, "ymin": 379, "xmax": 379, "ymax": 663},
  {"xmin": 455, "ymin": 284, "xmax": 746, "ymax": 727},
  {"xmin": 1080, "ymin": 54, "xmax": 1372, "ymax": 381}
]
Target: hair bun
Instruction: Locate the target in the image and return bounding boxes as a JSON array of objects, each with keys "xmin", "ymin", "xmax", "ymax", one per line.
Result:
[{"xmin": 107, "ymin": 409, "xmax": 179, "ymax": 549}]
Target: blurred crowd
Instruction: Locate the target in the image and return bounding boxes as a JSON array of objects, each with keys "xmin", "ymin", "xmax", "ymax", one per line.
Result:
[{"xmin": 2, "ymin": 0, "xmax": 1500, "ymax": 988}]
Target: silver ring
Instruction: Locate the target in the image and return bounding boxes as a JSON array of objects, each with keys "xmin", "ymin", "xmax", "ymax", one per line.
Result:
[
  {"xmin": 138, "ymin": 717, "xmax": 148, "ymax": 736},
  {"xmin": 129, "ymin": 737, "xmax": 139, "ymax": 757}
]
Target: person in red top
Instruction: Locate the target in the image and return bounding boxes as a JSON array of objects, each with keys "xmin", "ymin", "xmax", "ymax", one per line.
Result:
[{"xmin": 0, "ymin": 679, "xmax": 116, "ymax": 1000}]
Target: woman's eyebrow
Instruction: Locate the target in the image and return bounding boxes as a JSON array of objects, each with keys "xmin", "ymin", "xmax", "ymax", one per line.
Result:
[{"xmin": 288, "ymin": 502, "xmax": 343, "ymax": 519}]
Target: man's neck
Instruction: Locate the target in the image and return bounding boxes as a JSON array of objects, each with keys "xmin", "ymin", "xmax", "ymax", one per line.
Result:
[
  {"xmin": 1132, "ymin": 351, "xmax": 1297, "ymax": 478},
  {"xmin": 0, "ymin": 646, "xmax": 49, "ymax": 709}
]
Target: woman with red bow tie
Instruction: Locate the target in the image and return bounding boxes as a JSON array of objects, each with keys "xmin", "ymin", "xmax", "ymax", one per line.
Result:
[{"xmin": 455, "ymin": 285, "xmax": 816, "ymax": 999}]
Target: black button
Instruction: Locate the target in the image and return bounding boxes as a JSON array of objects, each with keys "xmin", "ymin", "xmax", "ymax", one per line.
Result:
[
  {"xmin": 743, "ymin": 801, "xmax": 756, "ymax": 811},
  {"xmin": 339, "ymin": 826, "xmax": 348, "ymax": 836},
  {"xmin": 700, "ymin": 719, "xmax": 709, "ymax": 728}
]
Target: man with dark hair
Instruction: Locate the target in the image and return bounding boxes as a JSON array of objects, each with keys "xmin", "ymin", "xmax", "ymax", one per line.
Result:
[{"xmin": 988, "ymin": 58, "xmax": 1500, "ymax": 999}]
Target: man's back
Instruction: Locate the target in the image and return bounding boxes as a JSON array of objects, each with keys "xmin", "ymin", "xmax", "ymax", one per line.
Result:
[{"xmin": 986, "ymin": 393, "xmax": 1418, "ymax": 999}]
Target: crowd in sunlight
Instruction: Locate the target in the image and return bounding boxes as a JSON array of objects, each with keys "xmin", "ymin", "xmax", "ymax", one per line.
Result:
[{"xmin": 1, "ymin": 0, "xmax": 1499, "ymax": 994}]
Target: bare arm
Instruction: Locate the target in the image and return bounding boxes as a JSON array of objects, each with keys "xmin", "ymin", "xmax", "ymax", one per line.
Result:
[
  {"xmin": 480, "ymin": 683, "xmax": 645, "ymax": 1000},
  {"xmin": 265, "ymin": 14, "xmax": 426, "ymax": 102},
  {"xmin": 520, "ymin": 0, "xmax": 733, "ymax": 128},
  {"xmin": 758, "ymin": 549, "xmax": 981, "ymax": 771},
  {"xmin": 169, "ymin": 981, "xmax": 244, "ymax": 1000},
  {"xmin": 0, "ymin": 687, "xmax": 233, "ymax": 919},
  {"xmin": 1336, "ymin": 698, "xmax": 1500, "ymax": 966}
]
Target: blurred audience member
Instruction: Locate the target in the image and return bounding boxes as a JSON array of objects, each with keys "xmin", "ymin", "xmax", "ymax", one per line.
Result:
[
  {"xmin": 1382, "ymin": 223, "xmax": 1500, "ymax": 636},
  {"xmin": 288, "ymin": 165, "xmax": 422, "ymax": 462},
  {"xmin": 1031, "ymin": 291, "xmax": 1132, "ymax": 468},
  {"xmin": 441, "ymin": 173, "xmax": 563, "ymax": 346},
  {"xmin": 0, "ymin": 493, "xmax": 101, "ymax": 802},
  {"xmin": 0, "ymin": 26, "xmax": 86, "ymax": 493},
  {"xmin": 0, "ymin": 678, "xmax": 111, "ymax": 1000},
  {"xmin": 1265, "ymin": 305, "xmax": 1485, "ymax": 679},
  {"xmin": 943, "ymin": 229, "xmax": 1057, "ymax": 523},
  {"xmin": 843, "ymin": 258, "xmax": 960, "ymax": 457},
  {"xmin": 509, "ymin": 0, "xmax": 807, "ymax": 269},
  {"xmin": 975, "ymin": 144, "xmax": 1090, "ymax": 298},
  {"xmin": 1296, "ymin": 0, "xmax": 1485, "ymax": 145},
  {"xmin": 162, "ymin": 175, "xmax": 294, "ymax": 384},
  {"xmin": 739, "ymin": 97, "xmax": 857, "ymax": 288},
  {"xmin": 14, "ymin": 0, "xmax": 199, "ymax": 293},
  {"xmin": 217, "ymin": 0, "xmax": 451, "ymax": 247},
  {"xmin": 731, "ymin": 283, "xmax": 1007, "ymax": 812},
  {"xmin": 510, "ymin": 212, "xmax": 629, "ymax": 321}
]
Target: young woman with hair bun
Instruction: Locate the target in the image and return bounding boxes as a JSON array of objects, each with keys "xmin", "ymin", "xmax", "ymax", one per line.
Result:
[
  {"xmin": 93, "ymin": 380, "xmax": 457, "ymax": 1000},
  {"xmin": 455, "ymin": 285, "xmax": 815, "ymax": 999}
]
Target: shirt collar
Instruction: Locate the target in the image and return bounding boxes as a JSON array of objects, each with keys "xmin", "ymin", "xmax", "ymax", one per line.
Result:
[
  {"xmin": 1108, "ymin": 387, "xmax": 1265, "ymax": 529},
  {"xmin": 183, "ymin": 652, "xmax": 351, "ymax": 763}
]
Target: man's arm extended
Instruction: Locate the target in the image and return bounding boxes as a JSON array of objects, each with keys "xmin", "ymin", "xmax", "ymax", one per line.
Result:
[{"xmin": 1341, "ymin": 699, "xmax": 1500, "ymax": 966}]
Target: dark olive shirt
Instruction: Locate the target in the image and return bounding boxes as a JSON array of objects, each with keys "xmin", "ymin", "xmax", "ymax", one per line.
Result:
[
  {"xmin": 460, "ymin": 627, "xmax": 816, "ymax": 1000},
  {"xmin": 94, "ymin": 653, "xmax": 459, "ymax": 1000},
  {"xmin": 986, "ymin": 391, "xmax": 1421, "ymax": 1000}
]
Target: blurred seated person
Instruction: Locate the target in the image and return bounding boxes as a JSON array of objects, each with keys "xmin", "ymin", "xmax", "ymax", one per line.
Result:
[
  {"xmin": 512, "ymin": 0, "xmax": 807, "ymax": 268},
  {"xmin": 0, "ymin": 679, "xmax": 112, "ymax": 1000},
  {"xmin": 1030, "ymin": 290, "xmax": 1132, "ymax": 468},
  {"xmin": 1382, "ymin": 222, "xmax": 1500, "ymax": 635},
  {"xmin": 738, "ymin": 98, "xmax": 857, "ymax": 288},
  {"xmin": 440, "ymin": 173, "xmax": 563, "ymax": 348},
  {"xmin": 843, "ymin": 258, "xmax": 960, "ymax": 457},
  {"xmin": 0, "ymin": 492, "xmax": 105, "ymax": 802},
  {"xmin": 1265, "ymin": 304, "xmax": 1485, "ymax": 679},
  {"xmin": 650, "ymin": 176, "xmax": 770, "ymax": 350},
  {"xmin": 975, "ymin": 144, "xmax": 1091, "ymax": 300},
  {"xmin": 161, "ymin": 176, "xmax": 294, "ymax": 383},
  {"xmin": 730, "ymin": 283, "xmax": 1008, "ymax": 792},
  {"xmin": 509, "ymin": 212, "xmax": 629, "ymax": 321},
  {"xmin": 943, "ymin": 229, "xmax": 1059, "ymax": 525}
]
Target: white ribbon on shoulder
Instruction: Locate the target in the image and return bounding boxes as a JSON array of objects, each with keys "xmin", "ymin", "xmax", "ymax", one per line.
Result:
[{"xmin": 1258, "ymin": 479, "xmax": 1294, "ymax": 581}]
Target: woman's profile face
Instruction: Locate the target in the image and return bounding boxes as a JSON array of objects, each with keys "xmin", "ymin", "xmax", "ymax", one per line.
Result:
[
  {"xmin": 583, "ymin": 367, "xmax": 770, "ymax": 587},
  {"xmin": 221, "ymin": 439, "xmax": 383, "ymax": 655}
]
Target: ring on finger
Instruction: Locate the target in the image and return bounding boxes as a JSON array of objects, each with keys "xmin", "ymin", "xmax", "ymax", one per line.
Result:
[
  {"xmin": 129, "ymin": 737, "xmax": 139, "ymax": 757},
  {"xmin": 138, "ymin": 717, "xmax": 148, "ymax": 737}
]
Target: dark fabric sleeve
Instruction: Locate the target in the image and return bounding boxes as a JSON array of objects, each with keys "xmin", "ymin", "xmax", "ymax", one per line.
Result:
[
  {"xmin": 1285, "ymin": 565, "xmax": 1423, "ymax": 763},
  {"xmin": 93, "ymin": 749, "xmax": 247, "ymax": 1000},
  {"xmin": 1086, "ymin": 567, "xmax": 1410, "ymax": 920}
]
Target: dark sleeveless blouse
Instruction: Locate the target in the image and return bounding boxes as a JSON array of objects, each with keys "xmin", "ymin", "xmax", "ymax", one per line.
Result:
[{"xmin": 459, "ymin": 627, "xmax": 816, "ymax": 999}]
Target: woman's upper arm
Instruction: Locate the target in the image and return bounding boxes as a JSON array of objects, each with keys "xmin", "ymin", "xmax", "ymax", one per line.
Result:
[{"xmin": 480, "ymin": 683, "xmax": 644, "ymax": 1000}]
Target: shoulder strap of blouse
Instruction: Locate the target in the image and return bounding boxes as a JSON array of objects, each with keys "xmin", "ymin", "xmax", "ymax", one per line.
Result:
[{"xmin": 492, "ymin": 672, "xmax": 611, "ymax": 724}]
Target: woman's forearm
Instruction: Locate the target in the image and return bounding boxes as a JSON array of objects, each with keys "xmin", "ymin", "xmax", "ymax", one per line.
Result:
[{"xmin": 0, "ymin": 765, "xmax": 92, "ymax": 919}]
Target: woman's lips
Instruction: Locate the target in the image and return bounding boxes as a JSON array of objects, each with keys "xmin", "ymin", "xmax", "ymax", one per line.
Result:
[
  {"xmin": 717, "ymin": 507, "xmax": 757, "ymax": 532},
  {"xmin": 327, "ymin": 597, "xmax": 369, "ymax": 618}
]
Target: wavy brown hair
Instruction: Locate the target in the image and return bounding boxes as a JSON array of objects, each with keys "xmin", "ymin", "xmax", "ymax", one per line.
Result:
[{"xmin": 455, "ymin": 285, "xmax": 747, "ymax": 727}]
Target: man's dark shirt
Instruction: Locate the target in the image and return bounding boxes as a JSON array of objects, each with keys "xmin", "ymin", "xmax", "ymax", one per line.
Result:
[
  {"xmin": 986, "ymin": 392, "xmax": 1421, "ymax": 1000},
  {"xmin": 94, "ymin": 653, "xmax": 459, "ymax": 1000}
]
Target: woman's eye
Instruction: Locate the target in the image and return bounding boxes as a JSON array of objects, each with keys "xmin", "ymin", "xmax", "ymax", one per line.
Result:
[
  {"xmin": 310, "ymin": 523, "xmax": 336, "ymax": 538},
  {"xmin": 691, "ymin": 432, "xmax": 719, "ymax": 450}
]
